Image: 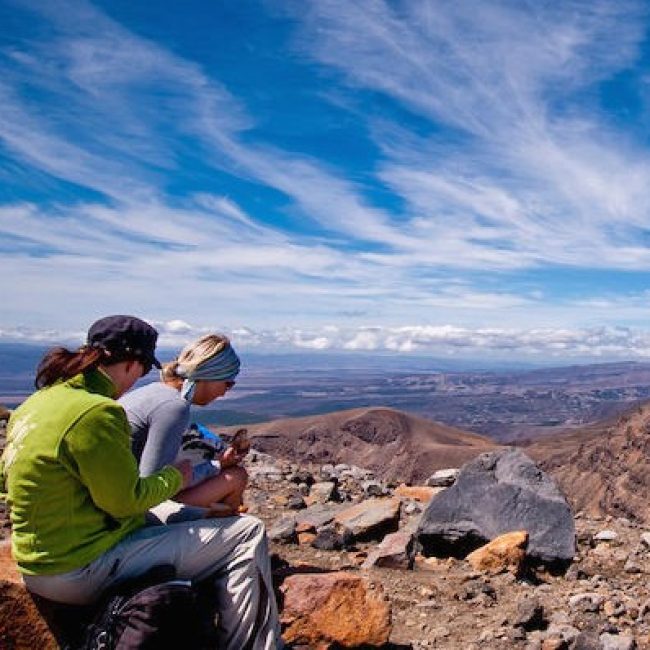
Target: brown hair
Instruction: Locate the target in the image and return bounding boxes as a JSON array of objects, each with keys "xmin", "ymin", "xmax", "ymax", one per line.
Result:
[{"xmin": 35, "ymin": 346, "xmax": 104, "ymax": 389}]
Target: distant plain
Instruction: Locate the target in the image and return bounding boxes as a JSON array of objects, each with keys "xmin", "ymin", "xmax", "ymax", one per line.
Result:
[{"xmin": 3, "ymin": 343, "xmax": 650, "ymax": 443}]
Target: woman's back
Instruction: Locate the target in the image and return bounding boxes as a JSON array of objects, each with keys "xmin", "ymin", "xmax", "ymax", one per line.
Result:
[{"xmin": 2, "ymin": 369, "xmax": 180, "ymax": 575}]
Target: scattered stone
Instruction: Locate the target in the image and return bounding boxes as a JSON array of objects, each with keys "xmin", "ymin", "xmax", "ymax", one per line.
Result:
[
  {"xmin": 288, "ymin": 470, "xmax": 315, "ymax": 486},
  {"xmin": 599, "ymin": 632, "xmax": 636, "ymax": 649},
  {"xmin": 640, "ymin": 532, "xmax": 650, "ymax": 548},
  {"xmin": 362, "ymin": 480, "xmax": 385, "ymax": 497},
  {"xmin": 307, "ymin": 481, "xmax": 338, "ymax": 505},
  {"xmin": 542, "ymin": 639, "xmax": 569, "ymax": 650},
  {"xmin": 624, "ymin": 555, "xmax": 642, "ymax": 574},
  {"xmin": 311, "ymin": 524, "xmax": 353, "ymax": 551},
  {"xmin": 514, "ymin": 597, "xmax": 546, "ymax": 631},
  {"xmin": 568, "ymin": 592, "xmax": 605, "ymax": 613},
  {"xmin": 404, "ymin": 502, "xmax": 421, "ymax": 515},
  {"xmin": 286, "ymin": 494, "xmax": 307, "ymax": 510},
  {"xmin": 426, "ymin": 468, "xmax": 460, "ymax": 487},
  {"xmin": 466, "ymin": 530, "xmax": 528, "ymax": 576},
  {"xmin": 595, "ymin": 531, "xmax": 619, "ymax": 543},
  {"xmin": 297, "ymin": 531, "xmax": 317, "ymax": 546},
  {"xmin": 545, "ymin": 622, "xmax": 580, "ymax": 644},
  {"xmin": 295, "ymin": 504, "xmax": 338, "ymax": 531},
  {"xmin": 362, "ymin": 530, "xmax": 414, "ymax": 570},
  {"xmin": 334, "ymin": 498, "xmax": 401, "ymax": 542},
  {"xmin": 280, "ymin": 572, "xmax": 391, "ymax": 648},
  {"xmin": 268, "ymin": 516, "xmax": 297, "ymax": 543},
  {"xmin": 394, "ymin": 485, "xmax": 440, "ymax": 502},
  {"xmin": 572, "ymin": 631, "xmax": 602, "ymax": 650}
]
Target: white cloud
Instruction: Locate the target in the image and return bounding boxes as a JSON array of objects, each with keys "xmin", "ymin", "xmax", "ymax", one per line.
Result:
[
  {"xmin": 3, "ymin": 0, "xmax": 650, "ymax": 340},
  {"xmin": 3, "ymin": 320, "xmax": 650, "ymax": 360}
]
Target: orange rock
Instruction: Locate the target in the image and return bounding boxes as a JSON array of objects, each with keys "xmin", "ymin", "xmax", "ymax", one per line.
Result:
[
  {"xmin": 466, "ymin": 530, "xmax": 528, "ymax": 575},
  {"xmin": 280, "ymin": 572, "xmax": 391, "ymax": 648},
  {"xmin": 394, "ymin": 484, "xmax": 441, "ymax": 502},
  {"xmin": 0, "ymin": 542, "xmax": 58, "ymax": 649},
  {"xmin": 413, "ymin": 554, "xmax": 442, "ymax": 571},
  {"xmin": 0, "ymin": 540, "xmax": 20, "ymax": 584},
  {"xmin": 295, "ymin": 521, "xmax": 316, "ymax": 534},
  {"xmin": 298, "ymin": 532, "xmax": 317, "ymax": 546}
]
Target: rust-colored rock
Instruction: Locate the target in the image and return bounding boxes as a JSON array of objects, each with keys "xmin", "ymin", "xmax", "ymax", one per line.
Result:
[
  {"xmin": 394, "ymin": 484, "xmax": 441, "ymax": 502},
  {"xmin": 0, "ymin": 542, "xmax": 58, "ymax": 649},
  {"xmin": 280, "ymin": 571, "xmax": 392, "ymax": 649},
  {"xmin": 466, "ymin": 530, "xmax": 528, "ymax": 575},
  {"xmin": 0, "ymin": 541, "xmax": 20, "ymax": 584},
  {"xmin": 298, "ymin": 531, "xmax": 317, "ymax": 545}
]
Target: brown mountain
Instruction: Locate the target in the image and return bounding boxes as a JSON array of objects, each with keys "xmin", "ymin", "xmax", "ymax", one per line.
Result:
[
  {"xmin": 226, "ymin": 406, "xmax": 497, "ymax": 484},
  {"xmin": 526, "ymin": 401, "xmax": 650, "ymax": 523}
]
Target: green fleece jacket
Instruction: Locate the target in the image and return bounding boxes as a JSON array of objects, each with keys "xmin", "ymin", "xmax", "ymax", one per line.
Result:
[{"xmin": 0, "ymin": 369, "xmax": 182, "ymax": 575}]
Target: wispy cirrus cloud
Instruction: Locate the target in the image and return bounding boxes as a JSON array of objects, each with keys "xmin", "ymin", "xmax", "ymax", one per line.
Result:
[
  {"xmin": 2, "ymin": 0, "xmax": 650, "ymax": 356},
  {"xmin": 289, "ymin": 0, "xmax": 650, "ymax": 268}
]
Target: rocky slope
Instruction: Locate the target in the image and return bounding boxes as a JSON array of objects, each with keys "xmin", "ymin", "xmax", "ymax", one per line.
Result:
[
  {"xmin": 527, "ymin": 401, "xmax": 650, "ymax": 524},
  {"xmin": 4, "ymin": 429, "xmax": 650, "ymax": 648},
  {"xmin": 245, "ymin": 451, "xmax": 650, "ymax": 649},
  {"xmin": 224, "ymin": 406, "xmax": 498, "ymax": 484}
]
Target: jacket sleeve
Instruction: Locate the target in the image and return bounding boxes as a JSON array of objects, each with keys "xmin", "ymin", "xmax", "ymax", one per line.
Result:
[{"xmin": 62, "ymin": 402, "xmax": 183, "ymax": 518}]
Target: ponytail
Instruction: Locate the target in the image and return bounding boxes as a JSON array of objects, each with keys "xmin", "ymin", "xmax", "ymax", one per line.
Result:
[
  {"xmin": 35, "ymin": 346, "xmax": 103, "ymax": 389},
  {"xmin": 160, "ymin": 359, "xmax": 180, "ymax": 382}
]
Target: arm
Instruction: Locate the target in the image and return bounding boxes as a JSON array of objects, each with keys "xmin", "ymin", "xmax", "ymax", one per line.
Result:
[
  {"xmin": 63, "ymin": 402, "xmax": 183, "ymax": 518},
  {"xmin": 139, "ymin": 400, "xmax": 190, "ymax": 476}
]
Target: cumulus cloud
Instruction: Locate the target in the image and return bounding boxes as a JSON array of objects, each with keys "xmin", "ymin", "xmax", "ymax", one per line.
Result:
[{"xmin": 3, "ymin": 321, "xmax": 650, "ymax": 360}]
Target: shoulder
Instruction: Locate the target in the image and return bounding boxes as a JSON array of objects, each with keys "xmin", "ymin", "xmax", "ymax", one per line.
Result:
[
  {"xmin": 64, "ymin": 399, "xmax": 130, "ymax": 451},
  {"xmin": 121, "ymin": 382, "xmax": 182, "ymax": 406}
]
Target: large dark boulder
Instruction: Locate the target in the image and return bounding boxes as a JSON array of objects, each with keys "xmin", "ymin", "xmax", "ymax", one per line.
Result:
[{"xmin": 415, "ymin": 448, "xmax": 575, "ymax": 565}]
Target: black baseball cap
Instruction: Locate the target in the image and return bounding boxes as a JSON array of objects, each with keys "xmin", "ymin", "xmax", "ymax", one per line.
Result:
[{"xmin": 87, "ymin": 315, "xmax": 161, "ymax": 369}]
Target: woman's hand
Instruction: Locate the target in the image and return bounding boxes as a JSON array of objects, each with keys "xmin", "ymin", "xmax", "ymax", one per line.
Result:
[{"xmin": 218, "ymin": 445, "xmax": 246, "ymax": 469}]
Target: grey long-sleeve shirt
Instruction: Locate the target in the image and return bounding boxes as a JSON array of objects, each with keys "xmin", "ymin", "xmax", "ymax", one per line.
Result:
[{"xmin": 119, "ymin": 382, "xmax": 191, "ymax": 477}]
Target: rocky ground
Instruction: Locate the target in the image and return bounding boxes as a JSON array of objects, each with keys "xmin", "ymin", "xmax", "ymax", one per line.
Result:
[
  {"xmin": 244, "ymin": 451, "xmax": 650, "ymax": 650},
  {"xmin": 3, "ymin": 418, "xmax": 650, "ymax": 649}
]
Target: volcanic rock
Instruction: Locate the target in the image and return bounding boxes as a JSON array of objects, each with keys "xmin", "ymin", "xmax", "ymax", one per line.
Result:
[
  {"xmin": 426, "ymin": 468, "xmax": 460, "ymax": 487},
  {"xmin": 280, "ymin": 572, "xmax": 391, "ymax": 649},
  {"xmin": 361, "ymin": 530, "xmax": 414, "ymax": 570},
  {"xmin": 466, "ymin": 530, "xmax": 528, "ymax": 575},
  {"xmin": 394, "ymin": 484, "xmax": 440, "ymax": 502},
  {"xmin": 0, "ymin": 542, "xmax": 58, "ymax": 649},
  {"xmin": 334, "ymin": 498, "xmax": 401, "ymax": 542},
  {"xmin": 416, "ymin": 448, "xmax": 576, "ymax": 564}
]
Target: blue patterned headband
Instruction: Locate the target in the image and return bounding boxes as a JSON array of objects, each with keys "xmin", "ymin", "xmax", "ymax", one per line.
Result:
[{"xmin": 177, "ymin": 345, "xmax": 241, "ymax": 402}]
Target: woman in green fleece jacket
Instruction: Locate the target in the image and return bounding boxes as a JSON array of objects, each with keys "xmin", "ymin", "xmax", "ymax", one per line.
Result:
[{"xmin": 1, "ymin": 315, "xmax": 281, "ymax": 650}]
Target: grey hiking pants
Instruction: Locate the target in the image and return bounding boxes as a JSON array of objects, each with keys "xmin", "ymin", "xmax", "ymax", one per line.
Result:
[{"xmin": 24, "ymin": 514, "xmax": 282, "ymax": 650}]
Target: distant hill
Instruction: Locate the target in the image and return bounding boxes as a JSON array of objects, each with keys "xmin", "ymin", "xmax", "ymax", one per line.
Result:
[
  {"xmin": 526, "ymin": 401, "xmax": 650, "ymax": 522},
  {"xmin": 225, "ymin": 406, "xmax": 498, "ymax": 484}
]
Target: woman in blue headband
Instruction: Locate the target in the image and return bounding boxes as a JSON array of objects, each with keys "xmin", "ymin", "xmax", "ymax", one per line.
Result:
[{"xmin": 120, "ymin": 333, "xmax": 248, "ymax": 517}]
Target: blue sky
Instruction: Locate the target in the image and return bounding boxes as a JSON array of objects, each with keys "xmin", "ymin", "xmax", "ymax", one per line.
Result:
[{"xmin": 2, "ymin": 0, "xmax": 650, "ymax": 360}]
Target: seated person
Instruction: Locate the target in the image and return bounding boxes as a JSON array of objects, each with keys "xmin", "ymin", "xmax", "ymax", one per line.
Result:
[
  {"xmin": 0, "ymin": 315, "xmax": 280, "ymax": 649},
  {"xmin": 120, "ymin": 334, "xmax": 247, "ymax": 516}
]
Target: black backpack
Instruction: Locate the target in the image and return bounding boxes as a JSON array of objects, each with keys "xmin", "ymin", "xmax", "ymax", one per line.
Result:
[{"xmin": 80, "ymin": 569, "xmax": 202, "ymax": 650}]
